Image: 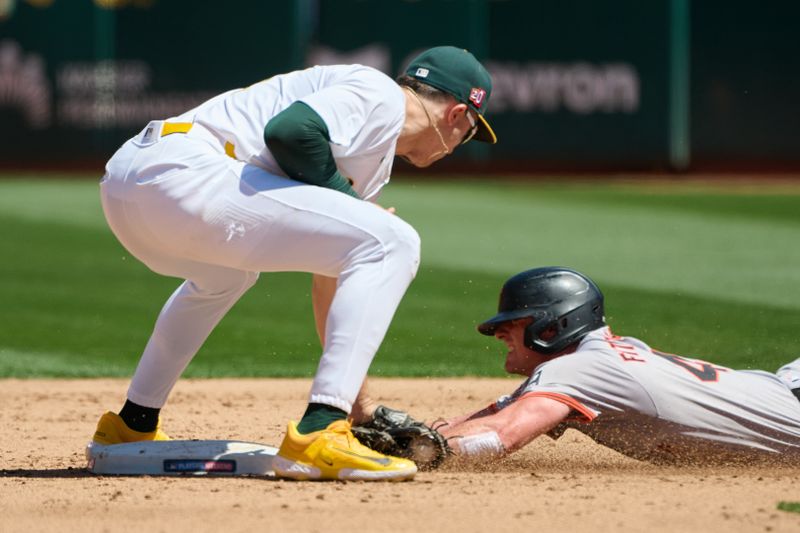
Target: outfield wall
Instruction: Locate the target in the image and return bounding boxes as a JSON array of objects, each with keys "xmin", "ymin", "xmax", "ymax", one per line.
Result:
[{"xmin": 1, "ymin": 0, "xmax": 798, "ymax": 171}]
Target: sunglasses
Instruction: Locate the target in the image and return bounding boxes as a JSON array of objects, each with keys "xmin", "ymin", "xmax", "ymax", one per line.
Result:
[{"xmin": 460, "ymin": 110, "xmax": 479, "ymax": 145}]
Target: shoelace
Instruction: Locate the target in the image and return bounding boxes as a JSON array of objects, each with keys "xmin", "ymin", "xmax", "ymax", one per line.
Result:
[
  {"xmin": 331, "ymin": 421, "xmax": 374, "ymax": 451},
  {"xmin": 328, "ymin": 421, "xmax": 355, "ymax": 440}
]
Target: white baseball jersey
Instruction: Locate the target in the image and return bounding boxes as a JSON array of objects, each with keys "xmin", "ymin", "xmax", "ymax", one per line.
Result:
[
  {"xmin": 496, "ymin": 327, "xmax": 800, "ymax": 463},
  {"xmin": 170, "ymin": 64, "xmax": 405, "ymax": 201}
]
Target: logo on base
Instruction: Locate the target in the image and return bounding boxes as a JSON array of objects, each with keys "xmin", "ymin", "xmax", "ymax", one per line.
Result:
[{"xmin": 163, "ymin": 459, "xmax": 236, "ymax": 473}]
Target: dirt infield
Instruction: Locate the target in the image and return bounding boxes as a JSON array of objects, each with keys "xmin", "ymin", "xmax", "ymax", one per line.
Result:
[{"xmin": 2, "ymin": 378, "xmax": 799, "ymax": 533}]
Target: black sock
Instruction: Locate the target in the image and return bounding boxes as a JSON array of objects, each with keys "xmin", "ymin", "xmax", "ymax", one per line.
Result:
[
  {"xmin": 119, "ymin": 399, "xmax": 160, "ymax": 432},
  {"xmin": 296, "ymin": 403, "xmax": 347, "ymax": 434}
]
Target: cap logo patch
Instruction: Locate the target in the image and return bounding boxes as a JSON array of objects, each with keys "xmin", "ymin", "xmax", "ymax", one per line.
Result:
[
  {"xmin": 415, "ymin": 67, "xmax": 429, "ymax": 78},
  {"xmin": 469, "ymin": 87, "xmax": 486, "ymax": 108}
]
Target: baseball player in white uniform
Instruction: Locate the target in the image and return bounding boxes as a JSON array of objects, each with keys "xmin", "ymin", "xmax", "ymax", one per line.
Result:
[
  {"xmin": 90, "ymin": 46, "xmax": 497, "ymax": 481},
  {"xmin": 437, "ymin": 267, "xmax": 800, "ymax": 465}
]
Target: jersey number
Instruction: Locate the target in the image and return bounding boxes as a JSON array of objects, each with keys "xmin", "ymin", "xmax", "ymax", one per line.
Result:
[{"xmin": 653, "ymin": 351, "xmax": 725, "ymax": 382}]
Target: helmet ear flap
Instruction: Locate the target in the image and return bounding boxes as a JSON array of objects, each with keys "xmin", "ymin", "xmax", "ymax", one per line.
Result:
[
  {"xmin": 524, "ymin": 313, "xmax": 577, "ymax": 355},
  {"xmin": 522, "ymin": 312, "xmax": 554, "ymax": 351},
  {"xmin": 523, "ymin": 322, "xmax": 538, "ymax": 351}
]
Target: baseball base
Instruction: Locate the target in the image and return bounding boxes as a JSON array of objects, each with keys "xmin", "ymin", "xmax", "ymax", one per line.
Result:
[{"xmin": 86, "ymin": 440, "xmax": 278, "ymax": 476}]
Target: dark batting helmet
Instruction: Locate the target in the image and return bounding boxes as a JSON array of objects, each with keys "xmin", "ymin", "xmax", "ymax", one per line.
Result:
[{"xmin": 478, "ymin": 267, "xmax": 605, "ymax": 355}]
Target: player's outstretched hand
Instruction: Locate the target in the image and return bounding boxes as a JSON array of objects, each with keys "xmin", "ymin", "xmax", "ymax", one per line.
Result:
[{"xmin": 351, "ymin": 405, "xmax": 452, "ymax": 470}]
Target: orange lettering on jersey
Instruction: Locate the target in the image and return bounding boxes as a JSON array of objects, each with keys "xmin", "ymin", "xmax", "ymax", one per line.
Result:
[
  {"xmin": 618, "ymin": 350, "xmax": 646, "ymax": 362},
  {"xmin": 604, "ymin": 330, "xmax": 646, "ymax": 362}
]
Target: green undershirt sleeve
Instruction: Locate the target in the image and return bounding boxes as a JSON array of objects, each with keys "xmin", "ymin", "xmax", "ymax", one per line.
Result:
[{"xmin": 263, "ymin": 101, "xmax": 359, "ymax": 198}]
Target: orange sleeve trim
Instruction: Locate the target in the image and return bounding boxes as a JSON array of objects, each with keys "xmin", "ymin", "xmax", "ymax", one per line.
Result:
[{"xmin": 518, "ymin": 391, "xmax": 597, "ymax": 423}]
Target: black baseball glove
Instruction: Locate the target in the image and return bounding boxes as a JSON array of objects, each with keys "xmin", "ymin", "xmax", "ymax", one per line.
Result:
[{"xmin": 351, "ymin": 405, "xmax": 451, "ymax": 470}]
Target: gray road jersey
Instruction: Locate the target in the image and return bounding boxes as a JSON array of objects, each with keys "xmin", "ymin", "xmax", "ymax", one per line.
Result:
[{"xmin": 497, "ymin": 327, "xmax": 800, "ymax": 463}]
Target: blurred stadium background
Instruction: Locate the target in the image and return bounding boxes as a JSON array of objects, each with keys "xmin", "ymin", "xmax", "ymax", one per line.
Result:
[
  {"xmin": 1, "ymin": 0, "xmax": 799, "ymax": 378},
  {"xmin": 3, "ymin": 0, "xmax": 800, "ymax": 171}
]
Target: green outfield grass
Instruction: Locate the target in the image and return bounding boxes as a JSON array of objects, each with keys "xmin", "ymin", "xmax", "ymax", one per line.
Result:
[{"xmin": 1, "ymin": 176, "xmax": 799, "ymax": 378}]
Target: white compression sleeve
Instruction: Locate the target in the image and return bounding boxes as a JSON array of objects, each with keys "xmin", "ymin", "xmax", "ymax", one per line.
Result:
[{"xmin": 457, "ymin": 431, "xmax": 505, "ymax": 457}]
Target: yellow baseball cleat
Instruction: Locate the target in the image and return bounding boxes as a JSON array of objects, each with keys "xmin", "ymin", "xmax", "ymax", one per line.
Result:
[
  {"xmin": 273, "ymin": 419, "xmax": 417, "ymax": 481},
  {"xmin": 91, "ymin": 411, "xmax": 170, "ymax": 445}
]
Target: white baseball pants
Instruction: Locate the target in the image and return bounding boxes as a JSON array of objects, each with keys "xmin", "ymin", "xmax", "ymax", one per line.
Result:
[{"xmin": 99, "ymin": 124, "xmax": 420, "ymax": 413}]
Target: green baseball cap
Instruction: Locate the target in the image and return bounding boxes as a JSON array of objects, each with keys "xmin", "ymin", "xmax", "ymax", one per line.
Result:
[{"xmin": 405, "ymin": 46, "xmax": 497, "ymax": 144}]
